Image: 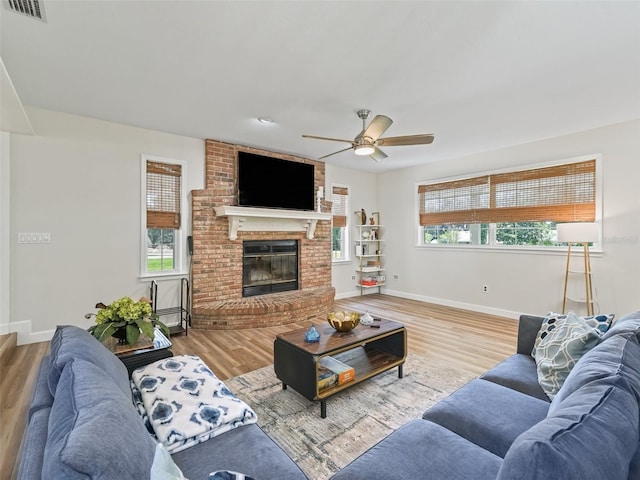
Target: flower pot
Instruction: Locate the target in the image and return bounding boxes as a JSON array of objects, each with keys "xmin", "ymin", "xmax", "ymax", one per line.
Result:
[{"xmin": 111, "ymin": 327, "xmax": 128, "ymax": 344}]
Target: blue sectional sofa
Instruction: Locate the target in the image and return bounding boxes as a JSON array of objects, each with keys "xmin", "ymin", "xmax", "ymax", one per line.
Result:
[
  {"xmin": 332, "ymin": 311, "xmax": 640, "ymax": 480},
  {"xmin": 17, "ymin": 325, "xmax": 306, "ymax": 480}
]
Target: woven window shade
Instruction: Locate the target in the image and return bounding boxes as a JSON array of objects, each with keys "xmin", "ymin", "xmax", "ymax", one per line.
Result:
[
  {"xmin": 418, "ymin": 159, "xmax": 595, "ymax": 226},
  {"xmin": 332, "ymin": 186, "xmax": 349, "ymax": 228},
  {"xmin": 419, "ymin": 176, "xmax": 490, "ymax": 225},
  {"xmin": 146, "ymin": 161, "xmax": 181, "ymax": 229}
]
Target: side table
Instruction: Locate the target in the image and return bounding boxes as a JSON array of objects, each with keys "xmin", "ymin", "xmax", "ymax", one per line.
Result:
[{"xmin": 104, "ymin": 329, "xmax": 173, "ymax": 377}]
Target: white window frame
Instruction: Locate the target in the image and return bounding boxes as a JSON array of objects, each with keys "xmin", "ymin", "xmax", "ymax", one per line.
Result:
[
  {"xmin": 415, "ymin": 154, "xmax": 603, "ymax": 253},
  {"xmin": 140, "ymin": 154, "xmax": 188, "ymax": 278},
  {"xmin": 331, "ymin": 183, "xmax": 351, "ymax": 263}
]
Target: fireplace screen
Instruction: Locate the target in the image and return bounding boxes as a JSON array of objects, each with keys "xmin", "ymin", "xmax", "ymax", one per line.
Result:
[{"xmin": 242, "ymin": 240, "xmax": 299, "ymax": 297}]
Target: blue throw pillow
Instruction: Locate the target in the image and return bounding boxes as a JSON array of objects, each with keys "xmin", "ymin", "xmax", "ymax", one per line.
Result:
[
  {"xmin": 534, "ymin": 311, "xmax": 600, "ymax": 399},
  {"xmin": 549, "ymin": 331, "xmax": 640, "ymax": 413},
  {"xmin": 43, "ymin": 358, "xmax": 156, "ymax": 479},
  {"xmin": 498, "ymin": 376, "xmax": 639, "ymax": 480}
]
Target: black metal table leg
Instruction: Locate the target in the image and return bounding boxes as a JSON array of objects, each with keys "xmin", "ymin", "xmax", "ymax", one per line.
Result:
[
  {"xmin": 321, "ymin": 400, "xmax": 327, "ymax": 418},
  {"xmin": 398, "ymin": 364, "xmax": 403, "ymax": 378}
]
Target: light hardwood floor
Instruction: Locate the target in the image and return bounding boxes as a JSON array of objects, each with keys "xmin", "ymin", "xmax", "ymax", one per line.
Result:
[{"xmin": 0, "ymin": 294, "xmax": 519, "ymax": 479}]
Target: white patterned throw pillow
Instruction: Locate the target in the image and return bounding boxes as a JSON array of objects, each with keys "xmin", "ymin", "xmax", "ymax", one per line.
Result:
[{"xmin": 534, "ymin": 311, "xmax": 601, "ymax": 399}]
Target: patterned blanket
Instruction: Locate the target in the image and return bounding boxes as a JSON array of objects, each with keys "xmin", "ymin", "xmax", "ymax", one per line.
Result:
[{"xmin": 132, "ymin": 355, "xmax": 257, "ymax": 454}]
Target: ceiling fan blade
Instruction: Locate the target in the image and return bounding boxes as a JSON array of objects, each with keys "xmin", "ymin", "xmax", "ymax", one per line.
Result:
[
  {"xmin": 377, "ymin": 134, "xmax": 435, "ymax": 147},
  {"xmin": 302, "ymin": 134, "xmax": 353, "ymax": 144},
  {"xmin": 369, "ymin": 146, "xmax": 388, "ymax": 162},
  {"xmin": 362, "ymin": 115, "xmax": 393, "ymax": 141},
  {"xmin": 318, "ymin": 146, "xmax": 354, "ymax": 160}
]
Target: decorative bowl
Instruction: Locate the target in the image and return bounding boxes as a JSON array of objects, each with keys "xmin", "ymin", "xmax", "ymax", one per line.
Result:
[{"xmin": 327, "ymin": 311, "xmax": 361, "ymax": 332}]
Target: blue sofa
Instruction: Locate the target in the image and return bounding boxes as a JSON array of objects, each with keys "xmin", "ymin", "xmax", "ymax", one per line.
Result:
[
  {"xmin": 17, "ymin": 325, "xmax": 306, "ymax": 480},
  {"xmin": 332, "ymin": 311, "xmax": 640, "ymax": 480}
]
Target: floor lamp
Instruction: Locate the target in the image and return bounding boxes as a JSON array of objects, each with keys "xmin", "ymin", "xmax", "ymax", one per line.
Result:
[{"xmin": 557, "ymin": 222, "xmax": 599, "ymax": 316}]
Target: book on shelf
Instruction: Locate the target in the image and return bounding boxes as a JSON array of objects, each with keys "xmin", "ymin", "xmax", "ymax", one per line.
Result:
[
  {"xmin": 318, "ymin": 356, "xmax": 355, "ymax": 385},
  {"xmin": 317, "ymin": 365, "xmax": 339, "ymax": 392}
]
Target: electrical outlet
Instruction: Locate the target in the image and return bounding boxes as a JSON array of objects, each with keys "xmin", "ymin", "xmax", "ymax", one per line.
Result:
[
  {"xmin": 394, "ymin": 274, "xmax": 399, "ymax": 280},
  {"xmin": 482, "ymin": 285, "xmax": 489, "ymax": 293},
  {"xmin": 17, "ymin": 232, "xmax": 51, "ymax": 244},
  {"xmin": 351, "ymin": 275, "xmax": 356, "ymax": 280}
]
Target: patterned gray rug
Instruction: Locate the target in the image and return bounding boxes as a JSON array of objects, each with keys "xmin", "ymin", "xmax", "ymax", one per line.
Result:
[{"xmin": 225, "ymin": 354, "xmax": 475, "ymax": 480}]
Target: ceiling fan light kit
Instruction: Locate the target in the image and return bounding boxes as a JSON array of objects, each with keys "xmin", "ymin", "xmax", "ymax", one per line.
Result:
[
  {"xmin": 302, "ymin": 109, "xmax": 434, "ymax": 162},
  {"xmin": 354, "ymin": 144, "xmax": 375, "ymax": 156}
]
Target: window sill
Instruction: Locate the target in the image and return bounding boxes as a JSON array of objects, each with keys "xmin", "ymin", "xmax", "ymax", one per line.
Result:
[
  {"xmin": 332, "ymin": 259, "xmax": 352, "ymax": 265},
  {"xmin": 415, "ymin": 244, "xmax": 603, "ymax": 257},
  {"xmin": 139, "ymin": 271, "xmax": 189, "ymax": 281}
]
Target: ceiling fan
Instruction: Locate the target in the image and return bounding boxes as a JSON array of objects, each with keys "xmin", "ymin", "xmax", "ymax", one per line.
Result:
[{"xmin": 302, "ymin": 109, "xmax": 434, "ymax": 162}]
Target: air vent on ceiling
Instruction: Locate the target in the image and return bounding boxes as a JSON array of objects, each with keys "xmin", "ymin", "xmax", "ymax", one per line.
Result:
[{"xmin": 5, "ymin": 0, "xmax": 46, "ymax": 21}]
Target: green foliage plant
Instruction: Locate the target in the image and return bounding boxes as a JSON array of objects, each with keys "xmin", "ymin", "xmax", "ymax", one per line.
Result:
[{"xmin": 87, "ymin": 296, "xmax": 170, "ymax": 345}]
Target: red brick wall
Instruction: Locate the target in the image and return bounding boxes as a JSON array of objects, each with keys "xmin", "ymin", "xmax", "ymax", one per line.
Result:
[{"xmin": 190, "ymin": 139, "xmax": 334, "ymax": 329}]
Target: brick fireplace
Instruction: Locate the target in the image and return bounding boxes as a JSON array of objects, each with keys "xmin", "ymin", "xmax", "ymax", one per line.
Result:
[{"xmin": 190, "ymin": 139, "xmax": 335, "ymax": 330}]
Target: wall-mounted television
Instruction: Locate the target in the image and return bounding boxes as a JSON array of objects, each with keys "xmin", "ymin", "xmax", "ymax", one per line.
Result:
[{"xmin": 238, "ymin": 152, "xmax": 315, "ymax": 211}]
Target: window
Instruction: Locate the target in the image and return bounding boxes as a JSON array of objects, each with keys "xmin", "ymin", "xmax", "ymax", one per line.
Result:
[
  {"xmin": 331, "ymin": 185, "xmax": 350, "ymax": 261},
  {"xmin": 142, "ymin": 156, "xmax": 184, "ymax": 275},
  {"xmin": 418, "ymin": 159, "xmax": 597, "ymax": 248}
]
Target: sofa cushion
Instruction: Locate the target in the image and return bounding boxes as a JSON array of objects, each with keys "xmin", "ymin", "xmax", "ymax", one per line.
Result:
[
  {"xmin": 172, "ymin": 423, "xmax": 306, "ymax": 480},
  {"xmin": 43, "ymin": 358, "xmax": 156, "ymax": 480},
  {"xmin": 27, "ymin": 355, "xmax": 54, "ymax": 422},
  {"xmin": 480, "ymin": 354, "xmax": 549, "ymax": 401},
  {"xmin": 47, "ymin": 325, "xmax": 130, "ymax": 398},
  {"xmin": 17, "ymin": 406, "xmax": 51, "ymax": 480},
  {"xmin": 497, "ymin": 376, "xmax": 640, "ymax": 480},
  {"xmin": 330, "ymin": 419, "xmax": 502, "ymax": 480},
  {"xmin": 534, "ymin": 311, "xmax": 600, "ymax": 399},
  {"xmin": 423, "ymin": 378, "xmax": 549, "ymax": 457},
  {"xmin": 602, "ymin": 310, "xmax": 640, "ymax": 341},
  {"xmin": 549, "ymin": 331, "xmax": 640, "ymax": 414}
]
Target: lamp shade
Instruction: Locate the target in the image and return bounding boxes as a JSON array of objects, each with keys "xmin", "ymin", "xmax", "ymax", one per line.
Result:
[{"xmin": 557, "ymin": 222, "xmax": 599, "ymax": 243}]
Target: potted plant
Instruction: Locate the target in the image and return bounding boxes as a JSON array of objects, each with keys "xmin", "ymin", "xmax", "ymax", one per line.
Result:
[{"xmin": 87, "ymin": 296, "xmax": 170, "ymax": 345}]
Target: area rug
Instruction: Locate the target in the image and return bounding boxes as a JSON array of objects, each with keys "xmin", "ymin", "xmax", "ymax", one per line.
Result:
[{"xmin": 225, "ymin": 354, "xmax": 475, "ymax": 480}]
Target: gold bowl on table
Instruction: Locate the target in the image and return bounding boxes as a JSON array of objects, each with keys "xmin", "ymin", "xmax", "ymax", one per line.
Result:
[{"xmin": 327, "ymin": 311, "xmax": 361, "ymax": 332}]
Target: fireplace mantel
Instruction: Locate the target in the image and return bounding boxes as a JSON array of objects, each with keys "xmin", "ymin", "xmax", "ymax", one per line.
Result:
[{"xmin": 214, "ymin": 206, "xmax": 332, "ymax": 240}]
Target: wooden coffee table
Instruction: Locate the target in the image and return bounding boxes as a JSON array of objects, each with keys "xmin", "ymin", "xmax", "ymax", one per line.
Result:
[{"xmin": 274, "ymin": 317, "xmax": 407, "ymax": 418}]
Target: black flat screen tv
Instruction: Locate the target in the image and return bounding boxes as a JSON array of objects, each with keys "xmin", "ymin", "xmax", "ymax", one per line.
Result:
[{"xmin": 238, "ymin": 152, "xmax": 315, "ymax": 211}]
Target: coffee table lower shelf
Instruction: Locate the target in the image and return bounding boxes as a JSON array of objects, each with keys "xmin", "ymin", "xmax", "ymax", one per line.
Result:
[{"xmin": 274, "ymin": 321, "xmax": 407, "ymax": 418}]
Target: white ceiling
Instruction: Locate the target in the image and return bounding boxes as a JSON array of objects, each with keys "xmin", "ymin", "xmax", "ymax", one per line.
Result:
[{"xmin": 1, "ymin": 1, "xmax": 639, "ymax": 173}]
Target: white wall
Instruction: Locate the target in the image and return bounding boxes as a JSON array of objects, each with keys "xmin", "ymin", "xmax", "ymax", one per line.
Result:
[
  {"xmin": 378, "ymin": 119, "xmax": 640, "ymax": 318},
  {"xmin": 0, "ymin": 132, "xmax": 10, "ymax": 334},
  {"xmin": 326, "ymin": 164, "xmax": 378, "ymax": 298},
  {"xmin": 9, "ymin": 108, "xmax": 204, "ymax": 344},
  {"xmin": 9, "ymin": 110, "xmax": 639, "ymax": 344}
]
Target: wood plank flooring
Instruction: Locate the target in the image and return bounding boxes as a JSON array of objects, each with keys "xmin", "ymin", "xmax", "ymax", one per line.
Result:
[{"xmin": 0, "ymin": 294, "xmax": 519, "ymax": 480}]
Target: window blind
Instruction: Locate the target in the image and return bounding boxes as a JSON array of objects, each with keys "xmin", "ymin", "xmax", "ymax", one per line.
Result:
[
  {"xmin": 332, "ymin": 186, "xmax": 349, "ymax": 228},
  {"xmin": 419, "ymin": 159, "xmax": 595, "ymax": 225},
  {"xmin": 146, "ymin": 161, "xmax": 181, "ymax": 229}
]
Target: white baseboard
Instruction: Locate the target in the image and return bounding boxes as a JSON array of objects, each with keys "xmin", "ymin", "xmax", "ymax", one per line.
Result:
[
  {"xmin": 382, "ymin": 289, "xmax": 521, "ymax": 320},
  {"xmin": 334, "ymin": 288, "xmax": 520, "ymax": 320},
  {"xmin": 6, "ymin": 320, "xmax": 55, "ymax": 345}
]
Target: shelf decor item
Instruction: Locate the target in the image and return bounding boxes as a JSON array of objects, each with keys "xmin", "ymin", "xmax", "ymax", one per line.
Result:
[
  {"xmin": 305, "ymin": 324, "xmax": 321, "ymax": 343},
  {"xmin": 87, "ymin": 296, "xmax": 170, "ymax": 345},
  {"xmin": 327, "ymin": 311, "xmax": 361, "ymax": 332}
]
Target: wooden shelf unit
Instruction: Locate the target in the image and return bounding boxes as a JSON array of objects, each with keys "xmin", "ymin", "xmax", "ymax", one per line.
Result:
[{"xmin": 355, "ymin": 224, "xmax": 385, "ymax": 294}]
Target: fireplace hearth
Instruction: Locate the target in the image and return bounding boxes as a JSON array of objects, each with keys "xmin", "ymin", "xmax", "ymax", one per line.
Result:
[{"xmin": 242, "ymin": 240, "xmax": 298, "ymax": 297}]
